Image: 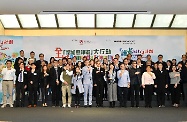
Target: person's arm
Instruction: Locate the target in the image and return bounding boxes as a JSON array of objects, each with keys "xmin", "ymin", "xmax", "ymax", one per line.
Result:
[
  {"xmin": 60, "ymin": 72, "xmax": 64, "ymax": 82},
  {"xmin": 141, "ymin": 73, "xmax": 145, "ymax": 85},
  {"xmin": 117, "ymin": 70, "xmax": 121, "ymax": 80},
  {"xmin": 127, "ymin": 71, "xmax": 130, "ymax": 83},
  {"xmin": 13, "ymin": 69, "xmax": 16, "ymax": 85},
  {"xmin": 129, "ymin": 69, "xmax": 136, "ymax": 79}
]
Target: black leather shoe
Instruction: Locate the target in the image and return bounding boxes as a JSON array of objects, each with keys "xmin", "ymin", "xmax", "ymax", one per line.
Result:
[
  {"xmin": 84, "ymin": 105, "xmax": 87, "ymax": 108},
  {"xmin": 89, "ymin": 105, "xmax": 92, "ymax": 108}
]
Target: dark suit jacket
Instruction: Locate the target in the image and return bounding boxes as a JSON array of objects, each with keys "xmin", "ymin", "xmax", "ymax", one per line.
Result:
[
  {"xmin": 181, "ymin": 67, "xmax": 187, "ymax": 84},
  {"xmin": 179, "ymin": 60, "xmax": 187, "ymax": 69},
  {"xmin": 36, "ymin": 60, "xmax": 48, "ymax": 71},
  {"xmin": 92, "ymin": 67, "xmax": 105, "ymax": 85},
  {"xmin": 129, "ymin": 67, "xmax": 142, "ymax": 85},
  {"xmin": 14, "ymin": 57, "xmax": 27, "ymax": 70},
  {"xmin": 155, "ymin": 70, "xmax": 168, "ymax": 89},
  {"xmin": 49, "ymin": 67, "xmax": 62, "ymax": 86},
  {"xmin": 40, "ymin": 72, "xmax": 50, "ymax": 88},
  {"xmin": 28, "ymin": 70, "xmax": 41, "ymax": 87},
  {"xmin": 15, "ymin": 69, "xmax": 28, "ymax": 85}
]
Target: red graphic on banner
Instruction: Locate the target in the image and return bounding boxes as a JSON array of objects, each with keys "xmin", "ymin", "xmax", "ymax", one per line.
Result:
[{"xmin": 55, "ymin": 47, "xmax": 63, "ymax": 58}]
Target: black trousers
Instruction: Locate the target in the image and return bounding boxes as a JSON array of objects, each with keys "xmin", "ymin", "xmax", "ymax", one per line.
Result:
[
  {"xmin": 96, "ymin": 83, "xmax": 104, "ymax": 106},
  {"xmin": 103, "ymin": 81, "xmax": 108, "ymax": 99},
  {"xmin": 139, "ymin": 86, "xmax": 144, "ymax": 100},
  {"xmin": 41, "ymin": 87, "xmax": 48, "ymax": 104},
  {"xmin": 51, "ymin": 84, "xmax": 61, "ymax": 106},
  {"xmin": 16, "ymin": 82, "xmax": 25, "ymax": 106},
  {"xmin": 118, "ymin": 87, "xmax": 128, "ymax": 107},
  {"xmin": 28, "ymin": 85, "xmax": 38, "ymax": 105},
  {"xmin": 157, "ymin": 87, "xmax": 166, "ymax": 106},
  {"xmin": 130, "ymin": 84, "xmax": 140, "ymax": 106},
  {"xmin": 170, "ymin": 84, "xmax": 180, "ymax": 104},
  {"xmin": 75, "ymin": 86, "xmax": 80, "ymax": 105},
  {"xmin": 144, "ymin": 85, "xmax": 153, "ymax": 107}
]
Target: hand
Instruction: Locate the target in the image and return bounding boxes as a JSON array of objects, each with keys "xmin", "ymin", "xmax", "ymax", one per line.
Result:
[
  {"xmin": 13, "ymin": 84, "xmax": 16, "ymax": 88},
  {"xmin": 154, "ymin": 85, "xmax": 157, "ymax": 88},
  {"xmin": 72, "ymin": 86, "xmax": 74, "ymax": 89},
  {"xmin": 24, "ymin": 85, "xmax": 27, "ymax": 89},
  {"xmin": 127, "ymin": 84, "xmax": 130, "ymax": 88},
  {"xmin": 46, "ymin": 84, "xmax": 49, "ymax": 89},
  {"xmin": 135, "ymin": 72, "xmax": 140, "ymax": 75},
  {"xmin": 174, "ymin": 83, "xmax": 177, "ymax": 88},
  {"xmin": 56, "ymin": 80, "xmax": 59, "ymax": 85},
  {"xmin": 94, "ymin": 84, "xmax": 97, "ymax": 86},
  {"xmin": 96, "ymin": 71, "xmax": 100, "ymax": 73},
  {"xmin": 165, "ymin": 84, "xmax": 168, "ymax": 88},
  {"xmin": 30, "ymin": 81, "xmax": 33, "ymax": 84},
  {"xmin": 63, "ymin": 81, "xmax": 68, "ymax": 85},
  {"xmin": 142, "ymin": 85, "xmax": 145, "ymax": 89}
]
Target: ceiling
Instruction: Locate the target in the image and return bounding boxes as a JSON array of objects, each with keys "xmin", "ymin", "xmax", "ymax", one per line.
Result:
[{"xmin": 0, "ymin": 0, "xmax": 187, "ymax": 14}]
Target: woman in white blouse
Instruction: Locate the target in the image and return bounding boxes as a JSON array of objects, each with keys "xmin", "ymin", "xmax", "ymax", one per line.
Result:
[{"xmin": 142, "ymin": 65, "xmax": 156, "ymax": 108}]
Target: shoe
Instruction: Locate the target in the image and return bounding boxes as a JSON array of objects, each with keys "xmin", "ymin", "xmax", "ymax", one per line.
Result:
[
  {"xmin": 96, "ymin": 105, "xmax": 99, "ymax": 108},
  {"xmin": 136, "ymin": 105, "xmax": 139, "ymax": 108},
  {"xmin": 10, "ymin": 104, "xmax": 14, "ymax": 108},
  {"xmin": 84, "ymin": 105, "xmax": 87, "ymax": 108},
  {"xmin": 27, "ymin": 105, "xmax": 32, "ymax": 108},
  {"xmin": 175, "ymin": 104, "xmax": 179, "ymax": 108},
  {"xmin": 172, "ymin": 104, "xmax": 176, "ymax": 107},
  {"xmin": 62, "ymin": 105, "xmax": 66, "ymax": 108},
  {"xmin": 1, "ymin": 104, "xmax": 6, "ymax": 108},
  {"xmin": 68, "ymin": 105, "xmax": 71, "ymax": 108},
  {"xmin": 33, "ymin": 105, "xmax": 37, "ymax": 107},
  {"xmin": 52, "ymin": 105, "xmax": 55, "ymax": 107},
  {"xmin": 44, "ymin": 103, "xmax": 48, "ymax": 107},
  {"xmin": 42, "ymin": 104, "xmax": 45, "ymax": 107},
  {"xmin": 162, "ymin": 105, "xmax": 165, "ymax": 108},
  {"xmin": 89, "ymin": 105, "xmax": 92, "ymax": 108},
  {"xmin": 158, "ymin": 105, "xmax": 162, "ymax": 108}
]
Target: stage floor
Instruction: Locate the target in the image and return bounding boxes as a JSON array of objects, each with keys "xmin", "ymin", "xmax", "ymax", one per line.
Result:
[{"xmin": 0, "ymin": 106, "xmax": 187, "ymax": 122}]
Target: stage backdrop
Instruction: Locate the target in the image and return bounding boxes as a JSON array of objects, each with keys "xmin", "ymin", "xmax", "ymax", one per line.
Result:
[{"xmin": 0, "ymin": 35, "xmax": 185, "ymax": 103}]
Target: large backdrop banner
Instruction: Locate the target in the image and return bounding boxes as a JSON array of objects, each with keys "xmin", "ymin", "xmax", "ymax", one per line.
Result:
[{"xmin": 0, "ymin": 35, "xmax": 185, "ymax": 103}]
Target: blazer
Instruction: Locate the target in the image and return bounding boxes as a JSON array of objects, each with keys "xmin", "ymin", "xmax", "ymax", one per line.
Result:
[
  {"xmin": 40, "ymin": 71, "xmax": 50, "ymax": 88},
  {"xmin": 155, "ymin": 69, "xmax": 168, "ymax": 89},
  {"xmin": 71, "ymin": 74, "xmax": 84, "ymax": 94},
  {"xmin": 14, "ymin": 57, "xmax": 27, "ymax": 70},
  {"xmin": 15, "ymin": 68, "xmax": 28, "ymax": 85},
  {"xmin": 36, "ymin": 60, "xmax": 48, "ymax": 70},
  {"xmin": 28, "ymin": 70, "xmax": 41, "ymax": 87},
  {"xmin": 92, "ymin": 67, "xmax": 105, "ymax": 85},
  {"xmin": 82, "ymin": 66, "xmax": 93, "ymax": 85},
  {"xmin": 181, "ymin": 67, "xmax": 187, "ymax": 84},
  {"xmin": 129, "ymin": 67, "xmax": 142, "ymax": 85},
  {"xmin": 49, "ymin": 67, "xmax": 62, "ymax": 86}
]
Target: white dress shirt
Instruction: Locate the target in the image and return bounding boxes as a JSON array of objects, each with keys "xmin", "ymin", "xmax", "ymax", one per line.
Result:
[{"xmin": 1, "ymin": 68, "xmax": 16, "ymax": 84}]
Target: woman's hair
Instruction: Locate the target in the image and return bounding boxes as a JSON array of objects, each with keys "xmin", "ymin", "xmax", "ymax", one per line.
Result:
[
  {"xmin": 108, "ymin": 63, "xmax": 115, "ymax": 72},
  {"xmin": 42, "ymin": 65, "xmax": 49, "ymax": 73}
]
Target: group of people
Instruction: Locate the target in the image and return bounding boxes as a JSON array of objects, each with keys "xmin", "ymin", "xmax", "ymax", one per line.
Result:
[{"xmin": 1, "ymin": 50, "xmax": 187, "ymax": 109}]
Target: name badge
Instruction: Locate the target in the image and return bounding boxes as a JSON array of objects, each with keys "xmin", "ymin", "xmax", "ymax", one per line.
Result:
[
  {"xmin": 101, "ymin": 71, "xmax": 103, "ymax": 72},
  {"xmin": 34, "ymin": 73, "xmax": 37, "ymax": 75},
  {"xmin": 24, "ymin": 72, "xmax": 27, "ymax": 74}
]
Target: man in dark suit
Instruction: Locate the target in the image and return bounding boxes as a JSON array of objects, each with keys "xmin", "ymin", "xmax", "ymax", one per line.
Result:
[
  {"xmin": 27, "ymin": 63, "xmax": 41, "ymax": 108},
  {"xmin": 93, "ymin": 61, "xmax": 105, "ymax": 107},
  {"xmin": 179, "ymin": 54, "xmax": 187, "ymax": 68},
  {"xmin": 155, "ymin": 63, "xmax": 168, "ymax": 107},
  {"xmin": 50, "ymin": 60, "xmax": 62, "ymax": 107},
  {"xmin": 14, "ymin": 50, "xmax": 27, "ymax": 69},
  {"xmin": 15, "ymin": 62, "xmax": 28, "ymax": 107},
  {"xmin": 156, "ymin": 54, "xmax": 167, "ymax": 69},
  {"xmin": 127, "ymin": 54, "xmax": 133, "ymax": 65},
  {"xmin": 36, "ymin": 53, "xmax": 48, "ymax": 71}
]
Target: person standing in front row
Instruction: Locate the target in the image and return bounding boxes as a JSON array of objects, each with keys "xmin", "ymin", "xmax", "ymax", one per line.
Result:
[
  {"xmin": 71, "ymin": 67, "xmax": 84, "ymax": 108},
  {"xmin": 60, "ymin": 64, "xmax": 73, "ymax": 108},
  {"xmin": 93, "ymin": 61, "xmax": 105, "ymax": 107},
  {"xmin": 27, "ymin": 63, "xmax": 40, "ymax": 108},
  {"xmin": 155, "ymin": 63, "xmax": 168, "ymax": 108},
  {"xmin": 41, "ymin": 65, "xmax": 50, "ymax": 107},
  {"xmin": 49, "ymin": 60, "xmax": 61, "ymax": 107},
  {"xmin": 1, "ymin": 60, "xmax": 16, "ymax": 108},
  {"xmin": 142, "ymin": 65, "xmax": 156, "ymax": 108},
  {"xmin": 169, "ymin": 65, "xmax": 181, "ymax": 108},
  {"xmin": 82, "ymin": 60, "xmax": 93, "ymax": 108},
  {"xmin": 117, "ymin": 63, "xmax": 130, "ymax": 108},
  {"xmin": 129, "ymin": 60, "xmax": 141, "ymax": 108},
  {"xmin": 15, "ymin": 62, "xmax": 28, "ymax": 107},
  {"xmin": 106, "ymin": 63, "xmax": 117, "ymax": 108}
]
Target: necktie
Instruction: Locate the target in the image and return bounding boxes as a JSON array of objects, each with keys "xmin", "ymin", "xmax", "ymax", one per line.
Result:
[
  {"xmin": 19, "ymin": 70, "xmax": 23, "ymax": 82},
  {"xmin": 55, "ymin": 68, "xmax": 58, "ymax": 80}
]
